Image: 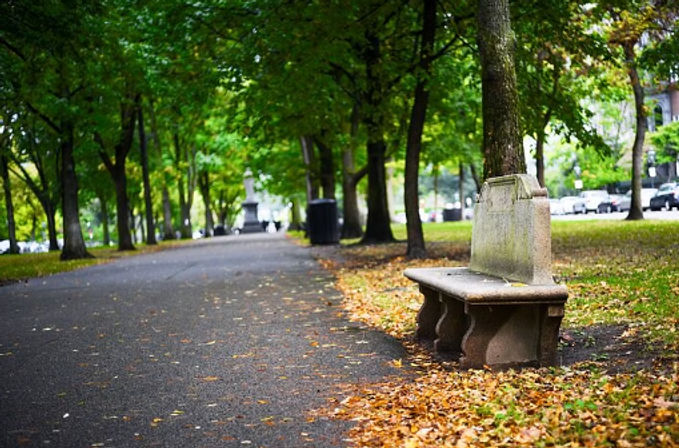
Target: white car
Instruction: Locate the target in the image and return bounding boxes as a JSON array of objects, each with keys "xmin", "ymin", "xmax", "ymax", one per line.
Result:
[
  {"xmin": 617, "ymin": 188, "xmax": 658, "ymax": 211},
  {"xmin": 579, "ymin": 190, "xmax": 610, "ymax": 213}
]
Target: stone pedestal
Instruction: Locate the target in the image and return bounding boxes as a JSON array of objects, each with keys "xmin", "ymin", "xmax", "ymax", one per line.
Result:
[{"xmin": 241, "ymin": 200, "xmax": 263, "ymax": 233}]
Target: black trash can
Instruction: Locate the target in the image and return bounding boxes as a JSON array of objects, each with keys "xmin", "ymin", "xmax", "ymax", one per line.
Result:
[
  {"xmin": 442, "ymin": 208, "xmax": 462, "ymax": 222},
  {"xmin": 307, "ymin": 199, "xmax": 339, "ymax": 244}
]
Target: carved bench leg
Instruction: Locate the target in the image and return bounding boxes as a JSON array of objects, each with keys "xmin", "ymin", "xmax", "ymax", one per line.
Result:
[
  {"xmin": 434, "ymin": 295, "xmax": 465, "ymax": 354},
  {"xmin": 415, "ymin": 285, "xmax": 442, "ymax": 341},
  {"xmin": 538, "ymin": 304, "xmax": 564, "ymax": 366}
]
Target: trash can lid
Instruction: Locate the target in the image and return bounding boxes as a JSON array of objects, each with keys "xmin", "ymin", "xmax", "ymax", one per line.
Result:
[{"xmin": 308, "ymin": 198, "xmax": 337, "ymax": 205}]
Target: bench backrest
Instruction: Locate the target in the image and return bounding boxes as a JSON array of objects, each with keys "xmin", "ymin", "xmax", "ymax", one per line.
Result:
[{"xmin": 469, "ymin": 174, "xmax": 554, "ymax": 285}]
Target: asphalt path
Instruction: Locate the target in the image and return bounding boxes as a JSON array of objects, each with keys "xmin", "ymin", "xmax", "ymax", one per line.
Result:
[{"xmin": 0, "ymin": 233, "xmax": 406, "ymax": 447}]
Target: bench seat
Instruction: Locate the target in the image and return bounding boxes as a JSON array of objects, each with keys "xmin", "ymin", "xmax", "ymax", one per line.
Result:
[
  {"xmin": 404, "ymin": 268, "xmax": 567, "ymax": 369},
  {"xmin": 404, "ymin": 267, "xmax": 567, "ymax": 304}
]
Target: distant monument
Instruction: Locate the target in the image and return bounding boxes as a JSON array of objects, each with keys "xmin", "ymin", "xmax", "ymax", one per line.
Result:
[{"xmin": 241, "ymin": 169, "xmax": 263, "ymax": 233}]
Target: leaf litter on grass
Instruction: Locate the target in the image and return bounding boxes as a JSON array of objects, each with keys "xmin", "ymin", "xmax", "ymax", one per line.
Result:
[{"xmin": 310, "ymin": 221, "xmax": 679, "ymax": 447}]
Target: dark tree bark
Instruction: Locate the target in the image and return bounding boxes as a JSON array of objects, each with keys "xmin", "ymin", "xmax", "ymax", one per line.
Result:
[
  {"xmin": 535, "ymin": 129, "xmax": 546, "ymax": 187},
  {"xmin": 300, "ymin": 135, "xmax": 319, "ymax": 202},
  {"xmin": 289, "ymin": 196, "xmax": 303, "ymax": 230},
  {"xmin": 148, "ymin": 99, "xmax": 175, "ymax": 240},
  {"xmin": 99, "ymin": 194, "xmax": 110, "ymax": 246},
  {"xmin": 198, "ymin": 171, "xmax": 214, "ymax": 237},
  {"xmin": 361, "ymin": 30, "xmax": 394, "ymax": 244},
  {"xmin": 314, "ymin": 136, "xmax": 336, "ymax": 199},
  {"xmin": 60, "ymin": 121, "xmax": 91, "ymax": 260},
  {"xmin": 161, "ymin": 189, "xmax": 174, "ymax": 239},
  {"xmin": 477, "ymin": 0, "xmax": 526, "ymax": 179},
  {"xmin": 340, "ymin": 104, "xmax": 363, "ymax": 239},
  {"xmin": 624, "ymin": 42, "xmax": 645, "ymax": 221},
  {"xmin": 470, "ymin": 163, "xmax": 482, "ymax": 193},
  {"xmin": 0, "ymin": 153, "xmax": 20, "ymax": 254},
  {"xmin": 174, "ymin": 133, "xmax": 195, "ymax": 239},
  {"xmin": 405, "ymin": 0, "xmax": 436, "ymax": 258},
  {"xmin": 96, "ymin": 96, "xmax": 138, "ymax": 251},
  {"xmin": 138, "ymin": 103, "xmax": 157, "ymax": 245},
  {"xmin": 459, "ymin": 162, "xmax": 466, "ymax": 209},
  {"xmin": 8, "ymin": 148, "xmax": 60, "ymax": 251}
]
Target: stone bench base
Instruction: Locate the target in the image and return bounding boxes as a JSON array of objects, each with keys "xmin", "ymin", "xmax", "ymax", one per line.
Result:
[{"xmin": 404, "ymin": 267, "xmax": 568, "ymax": 369}]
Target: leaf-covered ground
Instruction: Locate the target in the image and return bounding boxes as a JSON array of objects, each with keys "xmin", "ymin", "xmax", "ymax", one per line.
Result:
[{"xmin": 310, "ymin": 220, "xmax": 679, "ymax": 447}]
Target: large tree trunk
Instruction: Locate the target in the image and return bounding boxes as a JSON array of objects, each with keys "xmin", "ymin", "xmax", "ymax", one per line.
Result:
[
  {"xmin": 362, "ymin": 136, "xmax": 394, "ymax": 243},
  {"xmin": 0, "ymin": 153, "xmax": 20, "ymax": 254},
  {"xmin": 477, "ymin": 0, "xmax": 525, "ymax": 179},
  {"xmin": 341, "ymin": 104, "xmax": 363, "ymax": 239},
  {"xmin": 300, "ymin": 135, "xmax": 319, "ymax": 203},
  {"xmin": 60, "ymin": 122, "xmax": 91, "ymax": 260},
  {"xmin": 624, "ymin": 42, "xmax": 645, "ymax": 221},
  {"xmin": 138, "ymin": 104, "xmax": 157, "ymax": 245},
  {"xmin": 405, "ymin": 0, "xmax": 436, "ymax": 258},
  {"xmin": 361, "ymin": 31, "xmax": 394, "ymax": 244},
  {"xmin": 314, "ymin": 136, "xmax": 336, "ymax": 199},
  {"xmin": 112, "ymin": 170, "xmax": 134, "ymax": 250},
  {"xmin": 97, "ymin": 98, "xmax": 137, "ymax": 251}
]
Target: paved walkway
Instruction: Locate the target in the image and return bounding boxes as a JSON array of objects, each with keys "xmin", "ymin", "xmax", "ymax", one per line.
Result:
[{"xmin": 0, "ymin": 233, "xmax": 405, "ymax": 447}]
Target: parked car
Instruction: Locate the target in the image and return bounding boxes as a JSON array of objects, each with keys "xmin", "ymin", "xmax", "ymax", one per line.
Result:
[
  {"xmin": 618, "ymin": 188, "xmax": 658, "ymax": 211},
  {"xmin": 597, "ymin": 194, "xmax": 624, "ymax": 213},
  {"xmin": 579, "ymin": 190, "xmax": 611, "ymax": 213},
  {"xmin": 649, "ymin": 182, "xmax": 679, "ymax": 211},
  {"xmin": 549, "ymin": 198, "xmax": 566, "ymax": 215},
  {"xmin": 559, "ymin": 196, "xmax": 586, "ymax": 214}
]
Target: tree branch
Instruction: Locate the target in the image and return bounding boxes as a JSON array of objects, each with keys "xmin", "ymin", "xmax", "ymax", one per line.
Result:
[{"xmin": 24, "ymin": 102, "xmax": 61, "ymax": 134}]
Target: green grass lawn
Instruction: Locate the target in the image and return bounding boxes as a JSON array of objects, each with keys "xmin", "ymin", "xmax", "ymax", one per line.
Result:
[
  {"xmin": 295, "ymin": 218, "xmax": 679, "ymax": 347},
  {"xmin": 0, "ymin": 240, "xmax": 192, "ymax": 285}
]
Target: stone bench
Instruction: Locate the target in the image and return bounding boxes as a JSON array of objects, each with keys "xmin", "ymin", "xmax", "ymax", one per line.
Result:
[{"xmin": 404, "ymin": 174, "xmax": 568, "ymax": 369}]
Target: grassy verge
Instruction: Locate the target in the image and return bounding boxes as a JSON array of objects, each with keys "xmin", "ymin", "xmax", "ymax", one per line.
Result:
[
  {"xmin": 304, "ymin": 219, "xmax": 679, "ymax": 447},
  {"xmin": 0, "ymin": 239, "xmax": 192, "ymax": 285}
]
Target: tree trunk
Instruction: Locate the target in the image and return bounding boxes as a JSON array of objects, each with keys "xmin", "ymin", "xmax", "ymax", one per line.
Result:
[
  {"xmin": 44, "ymin": 201, "xmax": 59, "ymax": 250},
  {"xmin": 162, "ymin": 187, "xmax": 174, "ymax": 239},
  {"xmin": 174, "ymin": 132, "xmax": 192, "ymax": 239},
  {"xmin": 341, "ymin": 104, "xmax": 363, "ymax": 239},
  {"xmin": 362, "ymin": 136, "xmax": 394, "ymax": 243},
  {"xmin": 459, "ymin": 162, "xmax": 465, "ymax": 209},
  {"xmin": 149, "ymin": 99, "xmax": 175, "ymax": 240},
  {"xmin": 198, "ymin": 171, "xmax": 214, "ymax": 237},
  {"xmin": 360, "ymin": 31, "xmax": 394, "ymax": 244},
  {"xmin": 60, "ymin": 122, "xmax": 91, "ymax": 260},
  {"xmin": 314, "ymin": 136, "xmax": 336, "ymax": 199},
  {"xmin": 0, "ymin": 153, "xmax": 20, "ymax": 254},
  {"xmin": 405, "ymin": 0, "xmax": 437, "ymax": 259},
  {"xmin": 536, "ymin": 130, "xmax": 546, "ymax": 187},
  {"xmin": 96, "ymin": 97, "xmax": 137, "ymax": 251},
  {"xmin": 477, "ymin": 0, "xmax": 525, "ymax": 179},
  {"xmin": 470, "ymin": 163, "xmax": 482, "ymax": 193},
  {"xmin": 112, "ymin": 168, "xmax": 134, "ymax": 250},
  {"xmin": 100, "ymin": 195, "xmax": 110, "ymax": 246},
  {"xmin": 624, "ymin": 42, "xmax": 645, "ymax": 221},
  {"xmin": 129, "ymin": 209, "xmax": 137, "ymax": 245},
  {"xmin": 301, "ymin": 135, "xmax": 319, "ymax": 202},
  {"xmin": 290, "ymin": 196, "xmax": 302, "ymax": 230},
  {"xmin": 138, "ymin": 104, "xmax": 157, "ymax": 245}
]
